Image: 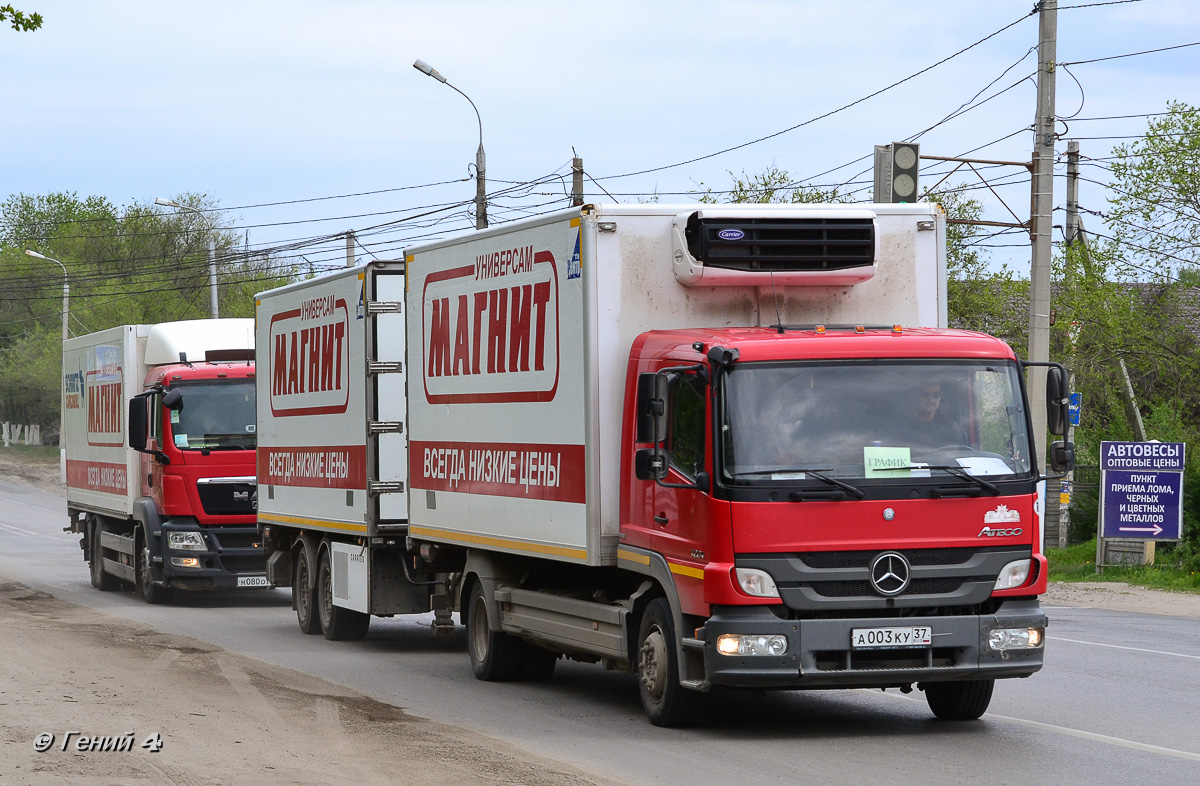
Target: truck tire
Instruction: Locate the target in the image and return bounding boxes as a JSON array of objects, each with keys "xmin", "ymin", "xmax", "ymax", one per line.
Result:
[
  {"xmin": 88, "ymin": 517, "xmax": 119, "ymax": 591},
  {"xmin": 294, "ymin": 544, "xmax": 321, "ymax": 635},
  {"xmin": 637, "ymin": 598, "xmax": 702, "ymax": 727},
  {"xmin": 317, "ymin": 548, "xmax": 370, "ymax": 641},
  {"xmin": 519, "ymin": 643, "xmax": 558, "ymax": 682},
  {"xmin": 466, "ymin": 581, "xmax": 522, "ymax": 681},
  {"xmin": 136, "ymin": 528, "xmax": 172, "ymax": 605},
  {"xmin": 923, "ymin": 679, "xmax": 995, "ymax": 721}
]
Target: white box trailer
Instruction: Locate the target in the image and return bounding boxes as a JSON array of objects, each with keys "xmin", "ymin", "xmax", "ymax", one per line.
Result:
[
  {"xmin": 64, "ymin": 325, "xmax": 150, "ymax": 519},
  {"xmin": 255, "ymin": 263, "xmax": 425, "ymax": 636},
  {"xmin": 403, "ymin": 203, "xmax": 946, "ymax": 566}
]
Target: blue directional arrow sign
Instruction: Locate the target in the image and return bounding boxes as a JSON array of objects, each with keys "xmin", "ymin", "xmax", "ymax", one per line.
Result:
[{"xmin": 1099, "ymin": 441, "xmax": 1185, "ymax": 540}]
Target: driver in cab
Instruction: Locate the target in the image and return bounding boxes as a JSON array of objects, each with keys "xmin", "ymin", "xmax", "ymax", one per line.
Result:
[{"xmin": 904, "ymin": 382, "xmax": 966, "ymax": 452}]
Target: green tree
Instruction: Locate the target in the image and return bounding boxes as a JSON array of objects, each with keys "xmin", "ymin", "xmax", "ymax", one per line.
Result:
[
  {"xmin": 1, "ymin": 4, "xmax": 42, "ymax": 31},
  {"xmin": 1105, "ymin": 101, "xmax": 1200, "ymax": 276},
  {"xmin": 0, "ymin": 191, "xmax": 295, "ymax": 433},
  {"xmin": 695, "ymin": 166, "xmax": 848, "ymax": 205},
  {"xmin": 1049, "ymin": 103, "xmax": 1200, "ymax": 555}
]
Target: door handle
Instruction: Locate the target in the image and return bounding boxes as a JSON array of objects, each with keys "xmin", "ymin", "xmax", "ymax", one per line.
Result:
[{"xmin": 653, "ymin": 513, "xmax": 669, "ymax": 525}]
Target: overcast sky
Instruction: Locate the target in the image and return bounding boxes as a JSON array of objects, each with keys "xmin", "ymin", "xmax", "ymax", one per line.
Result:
[{"xmin": 4, "ymin": 0, "xmax": 1197, "ymax": 275}]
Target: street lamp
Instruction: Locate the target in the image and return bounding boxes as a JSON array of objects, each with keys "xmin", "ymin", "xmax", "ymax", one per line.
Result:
[
  {"xmin": 155, "ymin": 197, "xmax": 219, "ymax": 318},
  {"xmin": 24, "ymin": 249, "xmax": 68, "ymax": 481},
  {"xmin": 413, "ymin": 58, "xmax": 487, "ymax": 229}
]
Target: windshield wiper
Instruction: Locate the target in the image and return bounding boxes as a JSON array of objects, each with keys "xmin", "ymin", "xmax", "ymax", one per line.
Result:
[
  {"xmin": 922, "ymin": 464, "xmax": 1002, "ymax": 496},
  {"xmin": 730, "ymin": 468, "xmax": 865, "ymax": 500}
]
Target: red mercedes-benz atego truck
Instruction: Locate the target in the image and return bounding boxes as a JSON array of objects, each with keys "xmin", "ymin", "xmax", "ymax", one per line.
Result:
[{"xmin": 256, "ymin": 203, "xmax": 1073, "ymax": 726}]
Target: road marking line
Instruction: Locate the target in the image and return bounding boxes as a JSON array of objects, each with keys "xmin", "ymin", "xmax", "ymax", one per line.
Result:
[
  {"xmin": 2, "ymin": 497, "xmax": 63, "ymax": 514},
  {"xmin": 1048, "ymin": 635, "xmax": 1200, "ymax": 661},
  {"xmin": 0, "ymin": 521, "xmax": 40, "ymax": 536},
  {"xmin": 988, "ymin": 714, "xmax": 1200, "ymax": 762},
  {"xmin": 876, "ymin": 691, "xmax": 1200, "ymax": 761}
]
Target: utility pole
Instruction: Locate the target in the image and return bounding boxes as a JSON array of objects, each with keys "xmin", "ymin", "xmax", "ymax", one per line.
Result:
[
  {"xmin": 1029, "ymin": 0, "xmax": 1058, "ymax": 467},
  {"xmin": 346, "ymin": 231, "xmax": 355, "ymax": 268},
  {"xmin": 1061, "ymin": 140, "xmax": 1081, "ymax": 550},
  {"xmin": 572, "ymin": 156, "xmax": 584, "ymax": 207}
]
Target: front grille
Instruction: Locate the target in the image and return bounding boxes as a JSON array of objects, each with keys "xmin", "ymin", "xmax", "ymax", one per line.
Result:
[
  {"xmin": 685, "ymin": 214, "xmax": 875, "ymax": 273},
  {"xmin": 197, "ymin": 481, "xmax": 256, "ymax": 516},
  {"xmin": 799, "ymin": 548, "xmax": 975, "ymax": 570},
  {"xmin": 738, "ymin": 546, "xmax": 1031, "ymax": 613}
]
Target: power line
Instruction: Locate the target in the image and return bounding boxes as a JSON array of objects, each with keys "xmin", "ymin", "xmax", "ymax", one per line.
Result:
[
  {"xmin": 1060, "ymin": 40, "xmax": 1200, "ymax": 66},
  {"xmin": 593, "ymin": 10, "xmax": 1036, "ymax": 182}
]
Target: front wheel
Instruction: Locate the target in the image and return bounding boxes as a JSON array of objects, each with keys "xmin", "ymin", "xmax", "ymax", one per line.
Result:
[
  {"xmin": 923, "ymin": 679, "xmax": 995, "ymax": 720},
  {"xmin": 466, "ymin": 581, "xmax": 522, "ymax": 681},
  {"xmin": 317, "ymin": 547, "xmax": 370, "ymax": 641},
  {"xmin": 135, "ymin": 528, "xmax": 171, "ymax": 605},
  {"xmin": 637, "ymin": 598, "xmax": 701, "ymax": 727}
]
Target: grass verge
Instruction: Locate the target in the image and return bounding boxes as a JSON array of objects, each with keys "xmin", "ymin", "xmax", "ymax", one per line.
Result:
[{"xmin": 1047, "ymin": 538, "xmax": 1200, "ymax": 592}]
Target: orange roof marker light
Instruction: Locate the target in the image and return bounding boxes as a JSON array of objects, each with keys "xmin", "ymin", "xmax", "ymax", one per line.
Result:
[
  {"xmin": 855, "ymin": 325, "xmax": 866, "ymax": 333},
  {"xmin": 893, "ymin": 324, "xmax": 903, "ymax": 334},
  {"xmin": 815, "ymin": 325, "xmax": 827, "ymax": 334}
]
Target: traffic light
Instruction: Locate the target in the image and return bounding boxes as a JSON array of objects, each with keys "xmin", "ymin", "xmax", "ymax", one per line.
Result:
[{"xmin": 873, "ymin": 142, "xmax": 920, "ymax": 203}]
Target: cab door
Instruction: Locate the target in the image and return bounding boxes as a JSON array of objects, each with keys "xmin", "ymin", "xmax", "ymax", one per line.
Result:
[{"xmin": 650, "ymin": 364, "xmax": 711, "ymax": 615}]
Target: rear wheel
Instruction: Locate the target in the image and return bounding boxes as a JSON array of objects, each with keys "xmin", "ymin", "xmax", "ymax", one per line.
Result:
[
  {"xmin": 466, "ymin": 581, "xmax": 522, "ymax": 681},
  {"xmin": 923, "ymin": 679, "xmax": 995, "ymax": 720},
  {"xmin": 637, "ymin": 598, "xmax": 701, "ymax": 727},
  {"xmin": 317, "ymin": 547, "xmax": 370, "ymax": 641},
  {"xmin": 294, "ymin": 544, "xmax": 321, "ymax": 635},
  {"xmin": 135, "ymin": 528, "xmax": 171, "ymax": 605},
  {"xmin": 88, "ymin": 517, "xmax": 119, "ymax": 591}
]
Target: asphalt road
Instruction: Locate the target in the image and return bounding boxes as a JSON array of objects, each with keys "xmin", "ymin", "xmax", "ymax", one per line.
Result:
[{"xmin": 3, "ymin": 478, "xmax": 1199, "ymax": 785}]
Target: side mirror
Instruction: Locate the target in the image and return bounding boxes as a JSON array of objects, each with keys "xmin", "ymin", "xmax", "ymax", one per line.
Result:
[
  {"xmin": 162, "ymin": 387, "xmax": 184, "ymax": 411},
  {"xmin": 1046, "ymin": 366, "xmax": 1069, "ymax": 436},
  {"xmin": 128, "ymin": 396, "xmax": 149, "ymax": 451},
  {"xmin": 636, "ymin": 372, "xmax": 676, "ymax": 445},
  {"xmin": 1049, "ymin": 440, "xmax": 1075, "ymax": 474}
]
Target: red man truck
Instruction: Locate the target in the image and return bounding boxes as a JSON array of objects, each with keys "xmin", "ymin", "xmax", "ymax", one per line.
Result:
[
  {"xmin": 64, "ymin": 319, "xmax": 264, "ymax": 603},
  {"xmin": 256, "ymin": 203, "xmax": 1073, "ymax": 726}
]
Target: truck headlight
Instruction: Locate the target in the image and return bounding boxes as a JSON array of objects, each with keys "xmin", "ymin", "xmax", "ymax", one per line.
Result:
[
  {"xmin": 993, "ymin": 559, "xmax": 1031, "ymax": 590},
  {"xmin": 735, "ymin": 568, "xmax": 780, "ymax": 598},
  {"xmin": 988, "ymin": 627, "xmax": 1043, "ymax": 650},
  {"xmin": 170, "ymin": 557, "xmax": 202, "ymax": 568},
  {"xmin": 167, "ymin": 531, "xmax": 207, "ymax": 551},
  {"xmin": 716, "ymin": 634, "xmax": 788, "ymax": 656}
]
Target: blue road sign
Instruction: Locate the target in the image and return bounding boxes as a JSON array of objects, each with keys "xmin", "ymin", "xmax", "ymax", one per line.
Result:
[
  {"xmin": 1068, "ymin": 392, "xmax": 1081, "ymax": 427},
  {"xmin": 1099, "ymin": 441, "xmax": 1186, "ymax": 540}
]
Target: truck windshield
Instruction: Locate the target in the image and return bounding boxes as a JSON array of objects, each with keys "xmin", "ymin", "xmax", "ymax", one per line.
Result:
[
  {"xmin": 718, "ymin": 360, "xmax": 1032, "ymax": 483},
  {"xmin": 169, "ymin": 379, "xmax": 256, "ymax": 451}
]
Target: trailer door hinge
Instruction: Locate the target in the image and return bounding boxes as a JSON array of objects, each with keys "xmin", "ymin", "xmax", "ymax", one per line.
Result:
[
  {"xmin": 366, "ymin": 301, "xmax": 403, "ymax": 315},
  {"xmin": 368, "ymin": 420, "xmax": 404, "ymax": 434},
  {"xmin": 368, "ymin": 361, "xmax": 403, "ymax": 375},
  {"xmin": 369, "ymin": 481, "xmax": 405, "ymax": 494}
]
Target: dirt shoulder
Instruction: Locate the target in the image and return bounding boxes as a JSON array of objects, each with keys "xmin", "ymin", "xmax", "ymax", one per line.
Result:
[
  {"xmin": 0, "ymin": 449, "xmax": 62, "ymax": 493},
  {"xmin": 1042, "ymin": 580, "xmax": 1200, "ymax": 617},
  {"xmin": 0, "ymin": 580, "xmax": 623, "ymax": 786}
]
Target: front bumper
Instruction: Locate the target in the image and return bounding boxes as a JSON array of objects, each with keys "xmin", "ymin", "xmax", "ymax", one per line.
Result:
[
  {"xmin": 702, "ymin": 600, "xmax": 1045, "ymax": 689},
  {"xmin": 158, "ymin": 522, "xmax": 267, "ymax": 590}
]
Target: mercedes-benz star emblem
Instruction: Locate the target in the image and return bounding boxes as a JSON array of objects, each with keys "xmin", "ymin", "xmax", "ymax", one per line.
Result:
[{"xmin": 869, "ymin": 552, "xmax": 911, "ymax": 596}]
